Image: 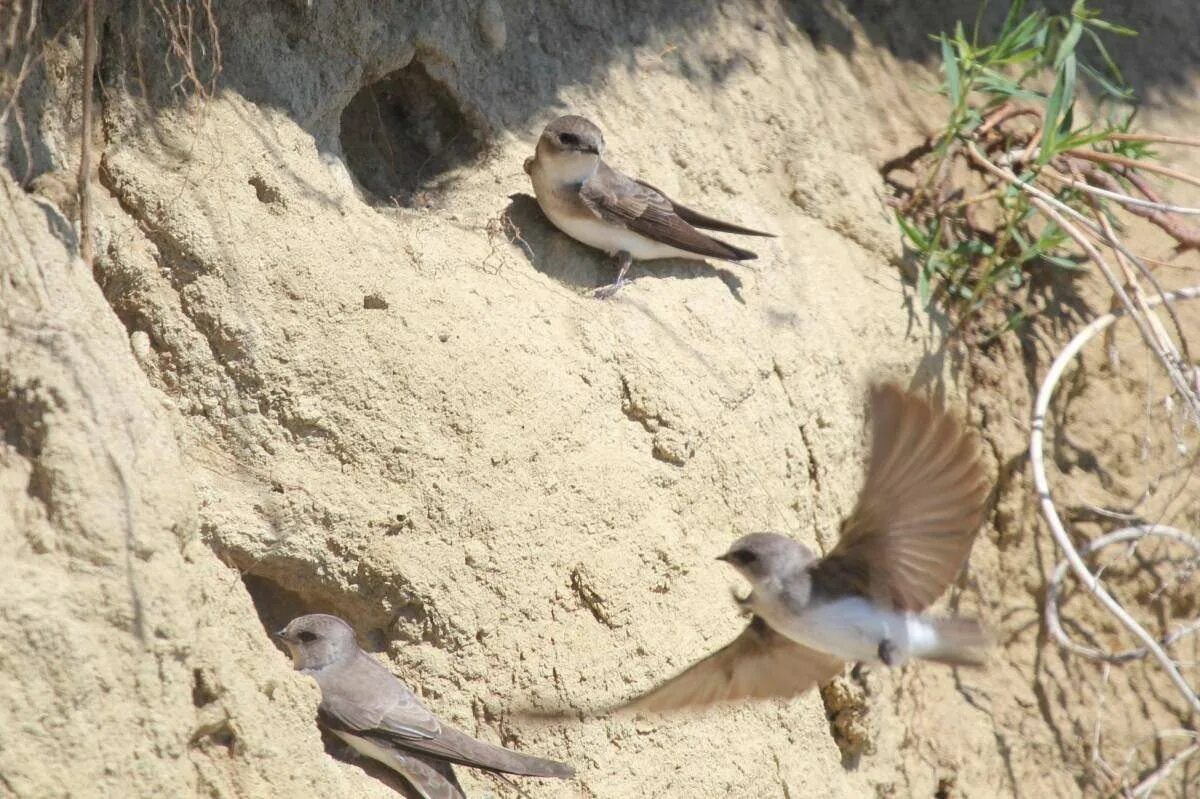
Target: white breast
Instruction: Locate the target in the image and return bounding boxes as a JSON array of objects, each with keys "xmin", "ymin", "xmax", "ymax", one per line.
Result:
[{"xmin": 763, "ymin": 596, "xmax": 914, "ymax": 664}]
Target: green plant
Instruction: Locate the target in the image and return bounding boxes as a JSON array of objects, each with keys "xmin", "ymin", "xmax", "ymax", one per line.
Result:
[{"xmin": 885, "ymin": 0, "xmax": 1200, "ymax": 340}]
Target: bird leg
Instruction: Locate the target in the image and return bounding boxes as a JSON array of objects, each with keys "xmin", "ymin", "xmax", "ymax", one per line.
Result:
[
  {"xmin": 877, "ymin": 638, "xmax": 897, "ymax": 666},
  {"xmin": 592, "ymin": 250, "xmax": 633, "ymax": 299}
]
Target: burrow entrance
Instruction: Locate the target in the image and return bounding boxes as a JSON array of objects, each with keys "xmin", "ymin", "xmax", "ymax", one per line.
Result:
[{"xmin": 339, "ymin": 58, "xmax": 486, "ymax": 207}]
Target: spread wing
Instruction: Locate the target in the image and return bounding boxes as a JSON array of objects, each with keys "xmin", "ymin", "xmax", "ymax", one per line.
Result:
[
  {"xmin": 616, "ymin": 616, "xmax": 844, "ymax": 713},
  {"xmin": 579, "ymin": 163, "xmax": 758, "ymax": 261},
  {"xmin": 814, "ymin": 383, "xmax": 989, "ymax": 612}
]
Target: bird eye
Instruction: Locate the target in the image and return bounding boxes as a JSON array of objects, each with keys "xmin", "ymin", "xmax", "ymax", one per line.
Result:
[
  {"xmin": 297, "ymin": 631, "xmax": 317, "ymax": 643},
  {"xmin": 558, "ymin": 132, "xmax": 580, "ymax": 147},
  {"xmin": 733, "ymin": 549, "xmax": 758, "ymax": 565}
]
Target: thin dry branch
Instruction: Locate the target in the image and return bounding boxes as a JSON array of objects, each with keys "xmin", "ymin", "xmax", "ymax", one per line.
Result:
[
  {"xmin": 1128, "ymin": 738, "xmax": 1199, "ymax": 798},
  {"xmin": 1067, "ymin": 149, "xmax": 1200, "ymax": 192},
  {"xmin": 1046, "ymin": 526, "xmax": 1200, "ymax": 663},
  {"xmin": 1030, "ymin": 285, "xmax": 1200, "ymax": 716},
  {"xmin": 966, "ymin": 142, "xmax": 1199, "ymax": 402},
  {"xmin": 1118, "ymin": 167, "xmax": 1200, "ymax": 250},
  {"xmin": 1040, "ymin": 167, "xmax": 1200, "ymax": 216},
  {"xmin": 1108, "ymin": 132, "xmax": 1200, "ymax": 148},
  {"xmin": 1089, "ymin": 196, "xmax": 1178, "ymax": 366},
  {"xmin": 977, "ymin": 102, "xmax": 1041, "ymax": 136}
]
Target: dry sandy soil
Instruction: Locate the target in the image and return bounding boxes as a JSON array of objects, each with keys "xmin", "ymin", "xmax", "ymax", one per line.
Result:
[{"xmin": 2, "ymin": 1, "xmax": 1199, "ymax": 797}]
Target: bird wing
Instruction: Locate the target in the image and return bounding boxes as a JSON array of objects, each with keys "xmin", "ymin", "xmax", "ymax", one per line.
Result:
[
  {"xmin": 616, "ymin": 616, "xmax": 844, "ymax": 713},
  {"xmin": 334, "ymin": 730, "xmax": 467, "ymax": 799},
  {"xmin": 317, "ymin": 653, "xmax": 573, "ymax": 779},
  {"xmin": 814, "ymin": 383, "xmax": 989, "ymax": 612},
  {"xmin": 363, "ymin": 723, "xmax": 575, "ymax": 779},
  {"xmin": 634, "ymin": 178, "xmax": 774, "ymax": 237},
  {"xmin": 386, "ymin": 750, "xmax": 465, "ymax": 799},
  {"xmin": 579, "ymin": 164, "xmax": 757, "ymax": 261},
  {"xmin": 314, "ymin": 652, "xmax": 442, "ymax": 740}
]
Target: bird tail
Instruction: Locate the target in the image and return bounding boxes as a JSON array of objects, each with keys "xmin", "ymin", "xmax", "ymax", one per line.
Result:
[
  {"xmin": 412, "ymin": 725, "xmax": 575, "ymax": 779},
  {"xmin": 718, "ymin": 240, "xmax": 759, "ymax": 262},
  {"xmin": 922, "ymin": 617, "xmax": 990, "ymax": 667}
]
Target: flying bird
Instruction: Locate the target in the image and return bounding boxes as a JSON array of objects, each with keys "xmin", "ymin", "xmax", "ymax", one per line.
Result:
[
  {"xmin": 619, "ymin": 383, "xmax": 990, "ymax": 713},
  {"xmin": 524, "ymin": 114, "xmax": 773, "ymax": 297},
  {"xmin": 277, "ymin": 614, "xmax": 574, "ymax": 798}
]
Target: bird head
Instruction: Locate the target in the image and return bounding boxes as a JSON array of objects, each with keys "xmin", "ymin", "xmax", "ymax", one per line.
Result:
[
  {"xmin": 717, "ymin": 532, "xmax": 815, "ymax": 590},
  {"xmin": 275, "ymin": 613, "xmax": 358, "ymax": 671},
  {"xmin": 536, "ymin": 115, "xmax": 604, "ymax": 181}
]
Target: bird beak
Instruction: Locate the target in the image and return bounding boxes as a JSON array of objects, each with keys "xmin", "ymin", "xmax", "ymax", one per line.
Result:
[
  {"xmin": 715, "ymin": 552, "xmax": 731, "ymax": 562},
  {"xmin": 273, "ymin": 628, "xmax": 288, "ymax": 640}
]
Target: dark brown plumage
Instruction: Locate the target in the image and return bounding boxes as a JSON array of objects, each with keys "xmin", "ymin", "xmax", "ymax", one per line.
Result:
[{"xmin": 578, "ymin": 164, "xmax": 770, "ymax": 262}]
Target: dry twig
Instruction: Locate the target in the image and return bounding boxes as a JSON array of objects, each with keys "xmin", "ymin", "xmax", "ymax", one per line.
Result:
[{"xmin": 1030, "ymin": 285, "xmax": 1200, "ymax": 715}]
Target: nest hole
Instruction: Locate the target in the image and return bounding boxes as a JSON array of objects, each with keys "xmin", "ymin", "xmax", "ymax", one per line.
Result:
[{"xmin": 339, "ymin": 58, "xmax": 486, "ymax": 206}]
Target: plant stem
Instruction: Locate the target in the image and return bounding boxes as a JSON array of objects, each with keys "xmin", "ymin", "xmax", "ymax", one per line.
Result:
[{"xmin": 1067, "ymin": 149, "xmax": 1200, "ymax": 191}]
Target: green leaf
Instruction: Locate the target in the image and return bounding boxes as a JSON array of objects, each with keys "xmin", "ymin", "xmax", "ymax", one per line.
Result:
[
  {"xmin": 1040, "ymin": 70, "xmax": 1066, "ymax": 160},
  {"xmin": 1079, "ymin": 60, "xmax": 1133, "ymax": 101},
  {"xmin": 1087, "ymin": 18, "xmax": 1137, "ymax": 36},
  {"xmin": 941, "ymin": 34, "xmax": 961, "ymax": 106},
  {"xmin": 917, "ymin": 218, "xmax": 944, "ymax": 306},
  {"xmin": 1044, "ymin": 253, "xmax": 1088, "ymax": 270},
  {"xmin": 999, "ymin": 0, "xmax": 1028, "ymax": 38},
  {"xmin": 1040, "ymin": 51, "xmax": 1078, "ymax": 162},
  {"xmin": 1082, "ymin": 26, "xmax": 1125, "ymax": 84},
  {"xmin": 1055, "ymin": 17, "xmax": 1083, "ymax": 70},
  {"xmin": 977, "ymin": 69, "xmax": 1046, "ymax": 101},
  {"xmin": 1061, "ymin": 51, "xmax": 1078, "ymax": 121},
  {"xmin": 1056, "ymin": 126, "xmax": 1112, "ymax": 152},
  {"xmin": 895, "ymin": 212, "xmax": 929, "ymax": 249},
  {"xmin": 995, "ymin": 10, "xmax": 1044, "ymax": 62},
  {"xmin": 970, "ymin": 0, "xmax": 986, "ymax": 47},
  {"xmin": 990, "ymin": 47, "xmax": 1042, "ymax": 65}
]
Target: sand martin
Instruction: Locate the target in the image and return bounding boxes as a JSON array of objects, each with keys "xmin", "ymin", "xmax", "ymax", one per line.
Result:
[
  {"xmin": 618, "ymin": 383, "xmax": 990, "ymax": 712},
  {"xmin": 277, "ymin": 614, "xmax": 574, "ymax": 798},
  {"xmin": 523, "ymin": 114, "xmax": 773, "ymax": 297}
]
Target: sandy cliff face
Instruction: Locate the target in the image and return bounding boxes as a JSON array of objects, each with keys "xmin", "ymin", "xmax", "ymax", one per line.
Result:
[{"xmin": 2, "ymin": 1, "xmax": 1198, "ymax": 797}]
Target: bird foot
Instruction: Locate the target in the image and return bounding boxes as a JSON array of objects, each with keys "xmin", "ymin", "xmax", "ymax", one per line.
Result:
[
  {"xmin": 591, "ymin": 279, "xmax": 630, "ymax": 299},
  {"xmin": 877, "ymin": 638, "xmax": 896, "ymax": 667}
]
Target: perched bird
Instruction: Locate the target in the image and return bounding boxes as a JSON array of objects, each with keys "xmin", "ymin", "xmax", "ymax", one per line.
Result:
[
  {"xmin": 523, "ymin": 114, "xmax": 773, "ymax": 297},
  {"xmin": 276, "ymin": 614, "xmax": 574, "ymax": 798},
  {"xmin": 619, "ymin": 383, "xmax": 990, "ymax": 713}
]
